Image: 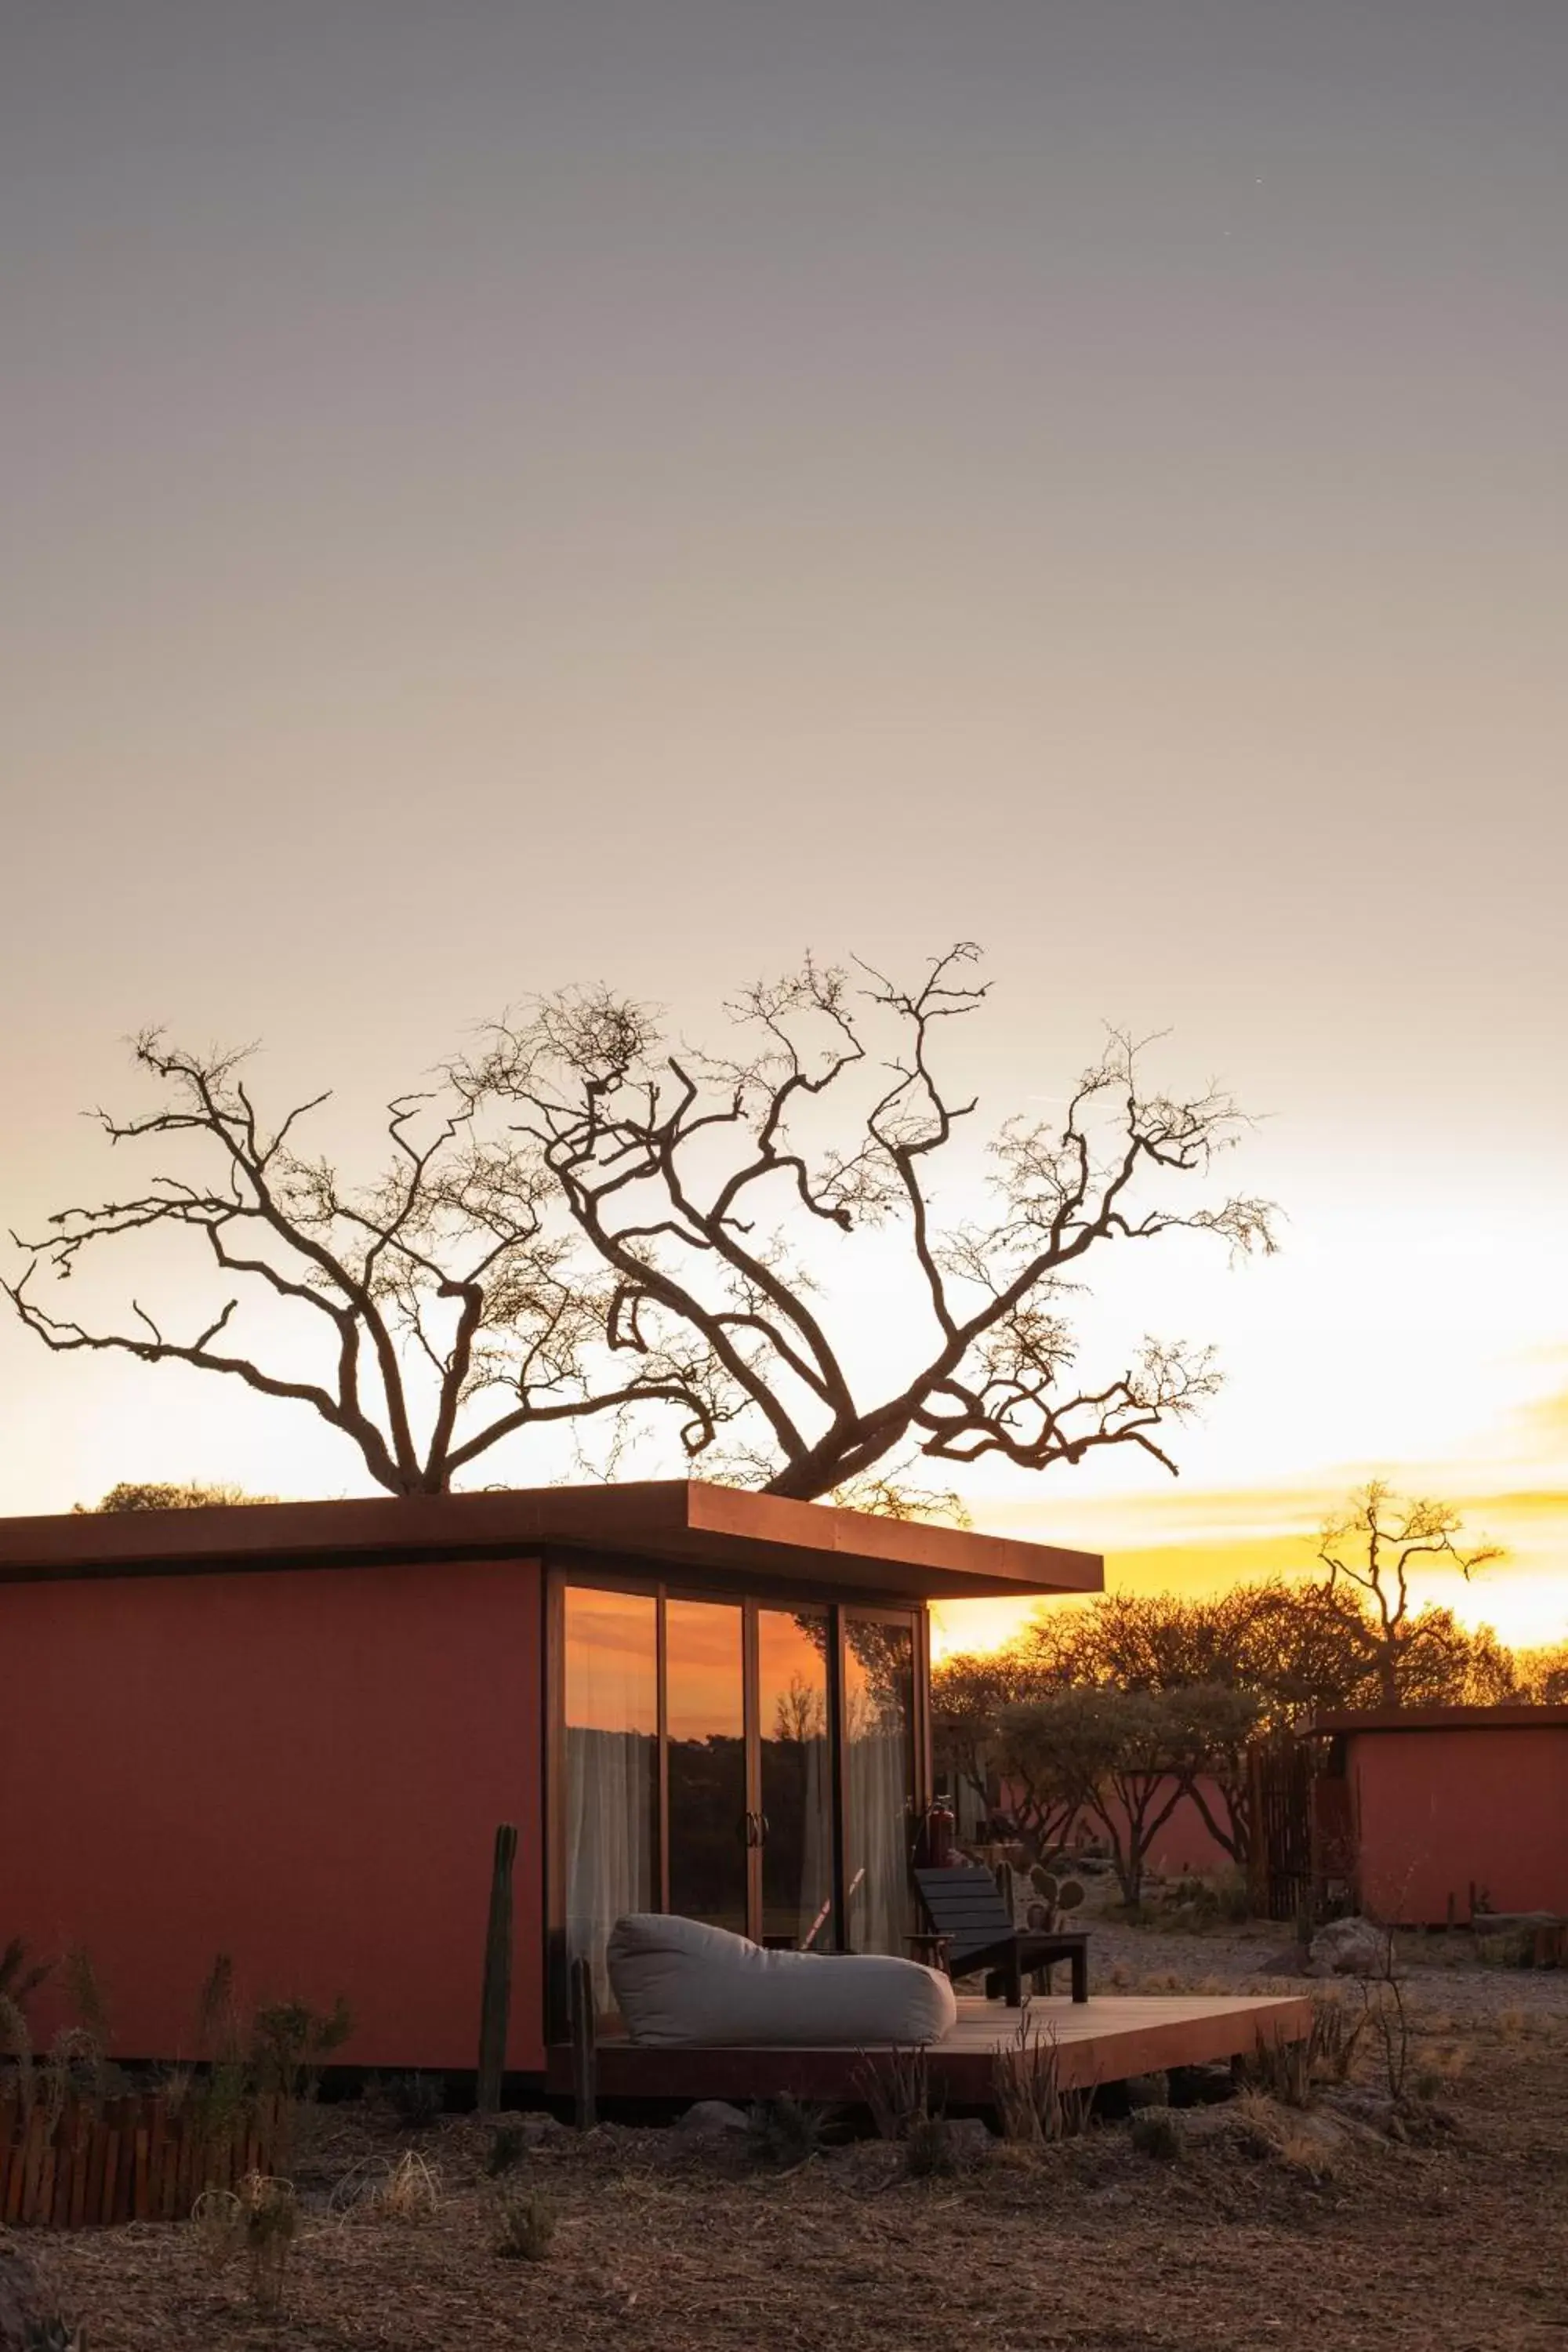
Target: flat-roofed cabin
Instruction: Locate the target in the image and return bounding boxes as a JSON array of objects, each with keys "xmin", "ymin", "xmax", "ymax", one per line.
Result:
[{"xmin": 0, "ymin": 1481, "xmax": 1102, "ymax": 2077}]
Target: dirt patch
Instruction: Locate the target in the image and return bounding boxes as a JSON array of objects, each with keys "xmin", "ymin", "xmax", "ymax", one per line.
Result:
[{"xmin": 15, "ymin": 1939, "xmax": 1568, "ymax": 2352}]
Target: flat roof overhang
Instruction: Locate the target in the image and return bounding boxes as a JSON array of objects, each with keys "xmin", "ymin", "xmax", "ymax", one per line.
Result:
[
  {"xmin": 0, "ymin": 1479, "xmax": 1104, "ymax": 1604},
  {"xmin": 1309, "ymin": 1704, "xmax": 1568, "ymax": 1735}
]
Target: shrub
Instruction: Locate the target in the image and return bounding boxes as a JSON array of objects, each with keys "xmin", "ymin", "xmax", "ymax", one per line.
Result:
[
  {"xmin": 386, "ymin": 2071, "xmax": 445, "ymax": 2129},
  {"xmin": 249, "ymin": 1995, "xmax": 353, "ymax": 2102},
  {"xmin": 903, "ymin": 2114, "xmax": 959, "ymax": 2178},
  {"xmin": 0, "ymin": 1991, "xmax": 34, "ymax": 2110},
  {"xmin": 744, "ymin": 2094, "xmax": 839, "ymax": 2171},
  {"xmin": 494, "ymin": 2187, "xmax": 556, "ymax": 2262},
  {"xmin": 1129, "ymin": 2108, "xmax": 1181, "ymax": 2161},
  {"xmin": 485, "ymin": 2122, "xmax": 526, "ymax": 2177},
  {"xmin": 1156, "ymin": 1869, "xmax": 1252, "ymax": 1927},
  {"xmin": 195, "ymin": 2172, "xmax": 299, "ymax": 2312},
  {"xmin": 241, "ymin": 2172, "xmax": 298, "ymax": 2310},
  {"xmin": 60, "ymin": 1947, "xmax": 110, "ymax": 2056},
  {"xmin": 0, "ymin": 1938, "xmax": 53, "ymax": 2014}
]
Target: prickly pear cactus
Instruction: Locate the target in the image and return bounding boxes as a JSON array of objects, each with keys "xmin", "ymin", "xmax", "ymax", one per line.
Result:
[{"xmin": 1028, "ymin": 1863, "xmax": 1086, "ymax": 1930}]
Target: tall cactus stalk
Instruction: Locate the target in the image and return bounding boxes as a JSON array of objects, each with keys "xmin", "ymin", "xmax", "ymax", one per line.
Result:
[{"xmin": 477, "ymin": 1822, "xmax": 518, "ymax": 2113}]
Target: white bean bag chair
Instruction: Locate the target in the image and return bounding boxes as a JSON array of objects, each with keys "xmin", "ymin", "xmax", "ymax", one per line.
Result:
[{"xmin": 605, "ymin": 1913, "xmax": 958, "ymax": 2047}]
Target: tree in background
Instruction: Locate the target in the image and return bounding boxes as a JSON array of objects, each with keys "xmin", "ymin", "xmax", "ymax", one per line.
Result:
[
  {"xmin": 1157, "ymin": 1681, "xmax": 1265, "ymax": 1866},
  {"xmin": 1023, "ymin": 1583, "xmax": 1298, "ymax": 1704},
  {"xmin": 993, "ymin": 1683, "xmax": 1260, "ymax": 1903},
  {"xmin": 1314, "ymin": 1480, "xmax": 1504, "ymax": 1708},
  {"xmin": 932, "ymin": 1649, "xmax": 1034, "ymax": 1824},
  {"xmin": 74, "ymin": 1481, "xmax": 272, "ymax": 1513},
  {"xmin": 1514, "ymin": 1643, "xmax": 1568, "ymax": 1704},
  {"xmin": 5, "ymin": 947, "xmax": 1274, "ymax": 1500},
  {"xmin": 932, "ymin": 1523, "xmax": 1526, "ymax": 1886},
  {"xmin": 1017, "ymin": 1521, "xmax": 1516, "ymax": 1721}
]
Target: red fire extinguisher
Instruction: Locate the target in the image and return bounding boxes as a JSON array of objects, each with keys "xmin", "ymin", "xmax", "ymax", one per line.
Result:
[{"xmin": 922, "ymin": 1795, "xmax": 956, "ymax": 1866}]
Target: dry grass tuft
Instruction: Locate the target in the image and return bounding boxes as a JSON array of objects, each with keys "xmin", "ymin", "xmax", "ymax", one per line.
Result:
[
  {"xmin": 1243, "ymin": 1993, "xmax": 1364, "ymax": 2108},
  {"xmin": 991, "ymin": 2008, "xmax": 1095, "ymax": 2146},
  {"xmin": 330, "ymin": 2147, "xmax": 443, "ymax": 2224},
  {"xmin": 1233, "ymin": 2091, "xmax": 1345, "ymax": 2180},
  {"xmin": 190, "ymin": 2172, "xmax": 298, "ymax": 2312},
  {"xmin": 191, "ymin": 2184, "xmax": 245, "ymax": 2272},
  {"xmin": 851, "ymin": 2045, "xmax": 935, "ymax": 2144},
  {"xmin": 1419, "ymin": 2038, "xmax": 1472, "ymax": 2087}
]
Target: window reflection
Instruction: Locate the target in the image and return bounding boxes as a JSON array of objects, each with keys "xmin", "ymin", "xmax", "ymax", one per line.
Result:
[
  {"xmin": 561, "ymin": 1586, "xmax": 919, "ymax": 1989},
  {"xmin": 757, "ymin": 1608, "xmax": 835, "ymax": 1950},
  {"xmin": 563, "ymin": 1588, "xmax": 657, "ymax": 2012},
  {"xmin": 844, "ymin": 1617, "xmax": 915, "ymax": 1954},
  {"xmin": 665, "ymin": 1599, "xmax": 747, "ymax": 1936}
]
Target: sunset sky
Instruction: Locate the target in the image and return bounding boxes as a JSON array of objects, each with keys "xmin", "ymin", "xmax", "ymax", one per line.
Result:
[{"xmin": 3, "ymin": 4, "xmax": 1563, "ymax": 1653}]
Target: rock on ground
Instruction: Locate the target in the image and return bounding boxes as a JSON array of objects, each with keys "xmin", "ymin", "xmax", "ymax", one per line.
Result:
[
  {"xmin": 1309, "ymin": 1915, "xmax": 1388, "ymax": 1975},
  {"xmin": 676, "ymin": 2100, "xmax": 750, "ymax": 2135}
]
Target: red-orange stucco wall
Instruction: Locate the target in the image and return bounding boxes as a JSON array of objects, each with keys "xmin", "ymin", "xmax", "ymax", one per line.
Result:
[
  {"xmin": 1348, "ymin": 1727, "xmax": 1568, "ymax": 1923},
  {"xmin": 1091, "ymin": 1777, "xmax": 1239, "ymax": 1882},
  {"xmin": 996, "ymin": 1775, "xmax": 1240, "ymax": 1882},
  {"xmin": 0, "ymin": 1555, "xmax": 545, "ymax": 2071}
]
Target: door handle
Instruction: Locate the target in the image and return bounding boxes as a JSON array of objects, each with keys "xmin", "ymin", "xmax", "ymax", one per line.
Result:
[{"xmin": 738, "ymin": 1809, "xmax": 756, "ymax": 1846}]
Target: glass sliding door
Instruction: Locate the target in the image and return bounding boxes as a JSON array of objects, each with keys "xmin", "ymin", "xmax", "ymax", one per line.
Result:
[
  {"xmin": 556, "ymin": 1579, "xmax": 926, "ymax": 2015},
  {"xmin": 561, "ymin": 1587, "xmax": 659, "ymax": 2013},
  {"xmin": 756, "ymin": 1606, "xmax": 836, "ymax": 1951},
  {"xmin": 664, "ymin": 1599, "xmax": 749, "ymax": 1936},
  {"xmin": 842, "ymin": 1613, "xmax": 916, "ymax": 1955}
]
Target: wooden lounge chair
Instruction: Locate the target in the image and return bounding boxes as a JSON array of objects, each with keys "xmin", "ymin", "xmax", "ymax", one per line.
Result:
[{"xmin": 912, "ymin": 1865, "xmax": 1090, "ymax": 2004}]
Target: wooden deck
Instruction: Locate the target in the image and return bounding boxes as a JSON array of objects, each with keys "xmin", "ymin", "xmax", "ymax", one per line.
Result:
[{"xmin": 546, "ymin": 1991, "xmax": 1313, "ymax": 2105}]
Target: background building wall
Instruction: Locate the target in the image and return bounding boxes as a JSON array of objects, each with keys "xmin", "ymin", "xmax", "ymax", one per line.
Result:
[{"xmin": 1349, "ymin": 1726, "xmax": 1568, "ymax": 1923}]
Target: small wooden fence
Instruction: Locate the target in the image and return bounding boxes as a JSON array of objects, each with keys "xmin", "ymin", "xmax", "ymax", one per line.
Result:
[
  {"xmin": 0, "ymin": 2088, "xmax": 286, "ymax": 2229},
  {"xmin": 1247, "ymin": 1733, "xmax": 1359, "ymax": 1924}
]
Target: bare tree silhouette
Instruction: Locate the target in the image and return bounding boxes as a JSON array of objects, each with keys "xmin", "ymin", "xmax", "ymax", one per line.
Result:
[
  {"xmin": 1316, "ymin": 1479, "xmax": 1504, "ymax": 1707},
  {"xmin": 6, "ymin": 945, "xmax": 1275, "ymax": 1500}
]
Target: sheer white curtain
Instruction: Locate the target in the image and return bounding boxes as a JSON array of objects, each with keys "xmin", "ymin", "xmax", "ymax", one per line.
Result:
[
  {"xmin": 846, "ymin": 1718, "xmax": 910, "ymax": 1952},
  {"xmin": 562, "ymin": 1590, "xmax": 658, "ymax": 2014},
  {"xmin": 798, "ymin": 1725, "xmax": 833, "ymax": 1945},
  {"xmin": 565, "ymin": 1727, "xmax": 655, "ymax": 2012},
  {"xmin": 844, "ymin": 1621, "xmax": 915, "ymax": 1955}
]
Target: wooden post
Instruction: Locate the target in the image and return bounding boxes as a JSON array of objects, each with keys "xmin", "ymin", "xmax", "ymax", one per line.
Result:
[
  {"xmin": 568, "ymin": 1956, "xmax": 597, "ymax": 2132},
  {"xmin": 1246, "ymin": 1743, "xmax": 1267, "ymax": 1919},
  {"xmin": 477, "ymin": 1822, "xmax": 518, "ymax": 2114}
]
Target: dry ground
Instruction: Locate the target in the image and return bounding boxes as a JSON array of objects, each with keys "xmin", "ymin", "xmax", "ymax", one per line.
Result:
[{"xmin": 16, "ymin": 1929, "xmax": 1568, "ymax": 2352}]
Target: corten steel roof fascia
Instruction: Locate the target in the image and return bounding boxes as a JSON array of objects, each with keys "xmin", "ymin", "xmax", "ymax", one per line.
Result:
[
  {"xmin": 0, "ymin": 1479, "xmax": 1105, "ymax": 1603},
  {"xmin": 1307, "ymin": 1704, "xmax": 1568, "ymax": 1735}
]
